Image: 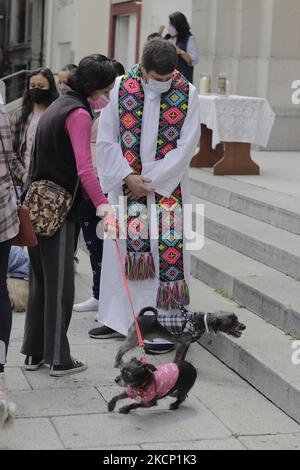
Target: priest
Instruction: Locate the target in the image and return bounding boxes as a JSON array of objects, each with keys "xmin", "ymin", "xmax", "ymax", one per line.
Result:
[{"xmin": 90, "ymin": 39, "xmax": 201, "ymax": 354}]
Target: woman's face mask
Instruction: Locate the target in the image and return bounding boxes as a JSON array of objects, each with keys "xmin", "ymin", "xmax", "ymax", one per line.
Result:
[
  {"xmin": 28, "ymin": 87, "xmax": 51, "ymax": 104},
  {"xmin": 88, "ymin": 94, "xmax": 110, "ymax": 111},
  {"xmin": 58, "ymin": 84, "xmax": 71, "ymax": 95},
  {"xmin": 167, "ymin": 24, "xmax": 177, "ymax": 37}
]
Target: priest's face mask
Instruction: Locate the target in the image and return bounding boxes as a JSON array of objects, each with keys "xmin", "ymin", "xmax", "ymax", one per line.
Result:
[
  {"xmin": 88, "ymin": 82, "xmax": 115, "ymax": 112},
  {"xmin": 141, "ymin": 66, "xmax": 174, "ymax": 95}
]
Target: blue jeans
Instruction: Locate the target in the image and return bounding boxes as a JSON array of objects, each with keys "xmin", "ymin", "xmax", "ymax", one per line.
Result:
[{"xmin": 0, "ymin": 240, "xmax": 12, "ymax": 369}]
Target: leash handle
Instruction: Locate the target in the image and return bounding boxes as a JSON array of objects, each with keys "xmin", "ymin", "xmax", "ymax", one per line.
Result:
[{"xmin": 114, "ymin": 240, "xmax": 146, "ymax": 355}]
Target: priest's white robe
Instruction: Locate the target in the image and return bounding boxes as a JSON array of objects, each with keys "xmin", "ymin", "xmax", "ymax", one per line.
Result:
[{"xmin": 96, "ymin": 75, "xmax": 201, "ymax": 336}]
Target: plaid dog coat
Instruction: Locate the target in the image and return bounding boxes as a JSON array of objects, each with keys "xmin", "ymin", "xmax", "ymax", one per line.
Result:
[{"xmin": 157, "ymin": 312, "xmax": 201, "ymax": 340}]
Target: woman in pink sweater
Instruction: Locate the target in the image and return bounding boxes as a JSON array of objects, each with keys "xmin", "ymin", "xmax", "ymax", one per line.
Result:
[{"xmin": 21, "ymin": 56, "xmax": 117, "ymax": 377}]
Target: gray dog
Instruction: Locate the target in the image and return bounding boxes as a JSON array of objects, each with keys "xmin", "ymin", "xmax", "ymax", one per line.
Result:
[{"xmin": 115, "ymin": 307, "xmax": 246, "ymax": 368}]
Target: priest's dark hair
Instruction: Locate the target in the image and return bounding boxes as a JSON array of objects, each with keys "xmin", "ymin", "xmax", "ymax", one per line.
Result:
[
  {"xmin": 142, "ymin": 39, "xmax": 178, "ymax": 75},
  {"xmin": 68, "ymin": 54, "xmax": 117, "ymax": 97}
]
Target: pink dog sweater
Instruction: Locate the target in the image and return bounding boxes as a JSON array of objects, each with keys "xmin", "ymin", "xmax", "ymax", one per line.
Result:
[{"xmin": 126, "ymin": 363, "xmax": 179, "ymax": 405}]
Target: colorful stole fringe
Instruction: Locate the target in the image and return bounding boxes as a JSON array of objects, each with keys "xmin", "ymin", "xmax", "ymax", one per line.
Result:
[{"xmin": 119, "ymin": 64, "xmax": 190, "ymax": 310}]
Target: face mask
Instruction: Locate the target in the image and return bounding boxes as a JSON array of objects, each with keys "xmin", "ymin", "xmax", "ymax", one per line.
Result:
[
  {"xmin": 88, "ymin": 95, "xmax": 109, "ymax": 111},
  {"xmin": 59, "ymin": 85, "xmax": 71, "ymax": 95},
  {"xmin": 29, "ymin": 88, "xmax": 51, "ymax": 104},
  {"xmin": 167, "ymin": 25, "xmax": 177, "ymax": 37},
  {"xmin": 147, "ymin": 77, "xmax": 173, "ymax": 95}
]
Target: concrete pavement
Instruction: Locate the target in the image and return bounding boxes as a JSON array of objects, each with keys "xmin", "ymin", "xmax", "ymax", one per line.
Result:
[{"xmin": 1, "ymin": 249, "xmax": 300, "ymax": 450}]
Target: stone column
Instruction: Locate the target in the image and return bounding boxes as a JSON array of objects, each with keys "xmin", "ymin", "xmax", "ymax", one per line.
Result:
[{"xmin": 191, "ymin": 0, "xmax": 300, "ymax": 151}]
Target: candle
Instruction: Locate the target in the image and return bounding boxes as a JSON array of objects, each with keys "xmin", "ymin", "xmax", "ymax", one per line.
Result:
[
  {"xmin": 226, "ymin": 80, "xmax": 231, "ymax": 96},
  {"xmin": 200, "ymin": 75, "xmax": 211, "ymax": 94}
]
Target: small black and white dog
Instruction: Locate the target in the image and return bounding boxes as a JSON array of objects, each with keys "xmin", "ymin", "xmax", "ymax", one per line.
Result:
[
  {"xmin": 108, "ymin": 357, "xmax": 197, "ymax": 414},
  {"xmin": 115, "ymin": 307, "xmax": 246, "ymax": 368}
]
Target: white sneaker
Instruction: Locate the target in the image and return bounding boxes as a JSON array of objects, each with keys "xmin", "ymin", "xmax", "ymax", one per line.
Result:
[
  {"xmin": 0, "ymin": 373, "xmax": 16, "ymax": 428},
  {"xmin": 73, "ymin": 297, "xmax": 99, "ymax": 312}
]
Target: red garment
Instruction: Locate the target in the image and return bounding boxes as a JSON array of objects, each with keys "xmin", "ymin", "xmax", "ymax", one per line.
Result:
[
  {"xmin": 126, "ymin": 363, "xmax": 179, "ymax": 405},
  {"xmin": 65, "ymin": 108, "xmax": 108, "ymax": 208}
]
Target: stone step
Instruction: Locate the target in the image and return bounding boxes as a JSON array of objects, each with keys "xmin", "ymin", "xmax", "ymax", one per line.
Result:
[
  {"xmin": 192, "ymin": 194, "xmax": 300, "ymax": 280},
  {"xmin": 189, "ymin": 168, "xmax": 300, "ymax": 236},
  {"xmin": 189, "ymin": 277, "xmax": 300, "ymax": 425},
  {"xmin": 190, "ymin": 238, "xmax": 300, "ymax": 339}
]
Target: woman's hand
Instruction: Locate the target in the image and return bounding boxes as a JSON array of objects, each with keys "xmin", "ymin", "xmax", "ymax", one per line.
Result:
[{"xmin": 96, "ymin": 203, "xmax": 119, "ymax": 239}]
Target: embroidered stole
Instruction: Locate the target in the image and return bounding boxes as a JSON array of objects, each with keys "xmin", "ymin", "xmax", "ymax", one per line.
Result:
[{"xmin": 119, "ymin": 65, "xmax": 190, "ymax": 310}]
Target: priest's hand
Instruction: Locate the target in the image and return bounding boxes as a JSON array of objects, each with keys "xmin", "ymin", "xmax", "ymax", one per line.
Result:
[{"xmin": 124, "ymin": 175, "xmax": 154, "ymax": 198}]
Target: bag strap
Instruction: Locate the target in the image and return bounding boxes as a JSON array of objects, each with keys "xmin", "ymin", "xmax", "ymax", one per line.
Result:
[
  {"xmin": 71, "ymin": 177, "xmax": 80, "ymax": 208},
  {"xmin": 0, "ymin": 132, "xmax": 20, "ymax": 203}
]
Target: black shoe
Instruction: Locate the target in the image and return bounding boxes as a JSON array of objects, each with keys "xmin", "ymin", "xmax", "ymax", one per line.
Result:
[
  {"xmin": 144, "ymin": 344, "xmax": 175, "ymax": 355},
  {"xmin": 49, "ymin": 358, "xmax": 88, "ymax": 377},
  {"xmin": 24, "ymin": 356, "xmax": 44, "ymax": 371},
  {"xmin": 88, "ymin": 326, "xmax": 125, "ymax": 339}
]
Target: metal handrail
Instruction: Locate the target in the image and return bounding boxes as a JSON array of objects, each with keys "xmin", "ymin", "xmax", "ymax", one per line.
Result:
[
  {"xmin": 0, "ymin": 69, "xmax": 32, "ymax": 105},
  {"xmin": 0, "ymin": 69, "xmax": 32, "ymax": 82}
]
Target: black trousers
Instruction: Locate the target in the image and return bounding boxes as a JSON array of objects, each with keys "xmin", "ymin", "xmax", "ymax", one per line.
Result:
[
  {"xmin": 79, "ymin": 198, "xmax": 103, "ymax": 300},
  {"xmin": 21, "ymin": 221, "xmax": 75, "ymax": 366},
  {"xmin": 0, "ymin": 240, "xmax": 12, "ymax": 369}
]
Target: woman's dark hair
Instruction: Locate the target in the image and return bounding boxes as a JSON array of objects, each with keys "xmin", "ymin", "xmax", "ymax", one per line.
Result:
[
  {"xmin": 22, "ymin": 67, "xmax": 59, "ymax": 124},
  {"xmin": 68, "ymin": 54, "xmax": 117, "ymax": 97},
  {"xmin": 112, "ymin": 59, "xmax": 125, "ymax": 77},
  {"xmin": 142, "ymin": 38, "xmax": 177, "ymax": 75},
  {"xmin": 169, "ymin": 11, "xmax": 191, "ymax": 41},
  {"xmin": 60, "ymin": 64, "xmax": 78, "ymax": 73}
]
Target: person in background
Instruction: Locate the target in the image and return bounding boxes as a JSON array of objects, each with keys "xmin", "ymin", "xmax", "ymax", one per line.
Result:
[
  {"xmin": 58, "ymin": 64, "xmax": 78, "ymax": 94},
  {"xmin": 73, "ymin": 60, "xmax": 125, "ymax": 313},
  {"xmin": 57, "ymin": 64, "xmax": 81, "ymax": 270},
  {"xmin": 0, "ymin": 101, "xmax": 18, "ymax": 426},
  {"xmin": 21, "ymin": 54, "xmax": 117, "ymax": 377},
  {"xmin": 163, "ymin": 11, "xmax": 199, "ymax": 84},
  {"xmin": 11, "ymin": 68, "xmax": 59, "ymax": 186}
]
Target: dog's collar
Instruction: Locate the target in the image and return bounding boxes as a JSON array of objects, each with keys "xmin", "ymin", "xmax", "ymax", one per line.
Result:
[{"xmin": 204, "ymin": 314, "xmax": 210, "ymax": 334}]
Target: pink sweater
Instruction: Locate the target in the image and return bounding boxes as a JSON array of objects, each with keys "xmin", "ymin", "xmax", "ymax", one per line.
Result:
[
  {"xmin": 65, "ymin": 108, "xmax": 108, "ymax": 208},
  {"xmin": 126, "ymin": 363, "xmax": 179, "ymax": 405}
]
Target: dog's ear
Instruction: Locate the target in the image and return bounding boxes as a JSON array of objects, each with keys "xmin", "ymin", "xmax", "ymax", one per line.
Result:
[
  {"xmin": 130, "ymin": 357, "xmax": 141, "ymax": 365},
  {"xmin": 144, "ymin": 364, "xmax": 157, "ymax": 372}
]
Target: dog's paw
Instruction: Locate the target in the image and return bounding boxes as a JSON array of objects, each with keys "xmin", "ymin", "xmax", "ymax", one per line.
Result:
[
  {"xmin": 119, "ymin": 406, "xmax": 131, "ymax": 414},
  {"xmin": 169, "ymin": 402, "xmax": 180, "ymax": 411},
  {"xmin": 107, "ymin": 400, "xmax": 116, "ymax": 412}
]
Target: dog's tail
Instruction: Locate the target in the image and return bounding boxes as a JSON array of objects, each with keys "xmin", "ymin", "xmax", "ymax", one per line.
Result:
[{"xmin": 138, "ymin": 307, "xmax": 158, "ymax": 318}]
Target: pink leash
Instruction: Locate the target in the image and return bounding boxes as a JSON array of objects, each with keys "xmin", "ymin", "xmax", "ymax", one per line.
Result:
[{"xmin": 114, "ymin": 237, "xmax": 148, "ymax": 364}]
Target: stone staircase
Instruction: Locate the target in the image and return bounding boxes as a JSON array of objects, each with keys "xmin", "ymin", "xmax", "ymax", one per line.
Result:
[{"xmin": 189, "ymin": 168, "xmax": 300, "ymax": 424}]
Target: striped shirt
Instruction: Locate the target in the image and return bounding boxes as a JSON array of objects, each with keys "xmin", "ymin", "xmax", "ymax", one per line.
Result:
[{"xmin": 0, "ymin": 105, "xmax": 19, "ymax": 242}]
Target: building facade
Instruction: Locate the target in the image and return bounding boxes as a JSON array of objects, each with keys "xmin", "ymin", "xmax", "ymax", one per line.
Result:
[
  {"xmin": 0, "ymin": 0, "xmax": 296, "ymax": 149},
  {"xmin": 44, "ymin": 0, "xmax": 300, "ymax": 151},
  {"xmin": 1, "ymin": 0, "xmax": 46, "ymax": 74}
]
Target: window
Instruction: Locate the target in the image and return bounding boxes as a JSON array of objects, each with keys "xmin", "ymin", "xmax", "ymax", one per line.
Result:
[{"xmin": 9, "ymin": 0, "xmax": 34, "ymax": 45}]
